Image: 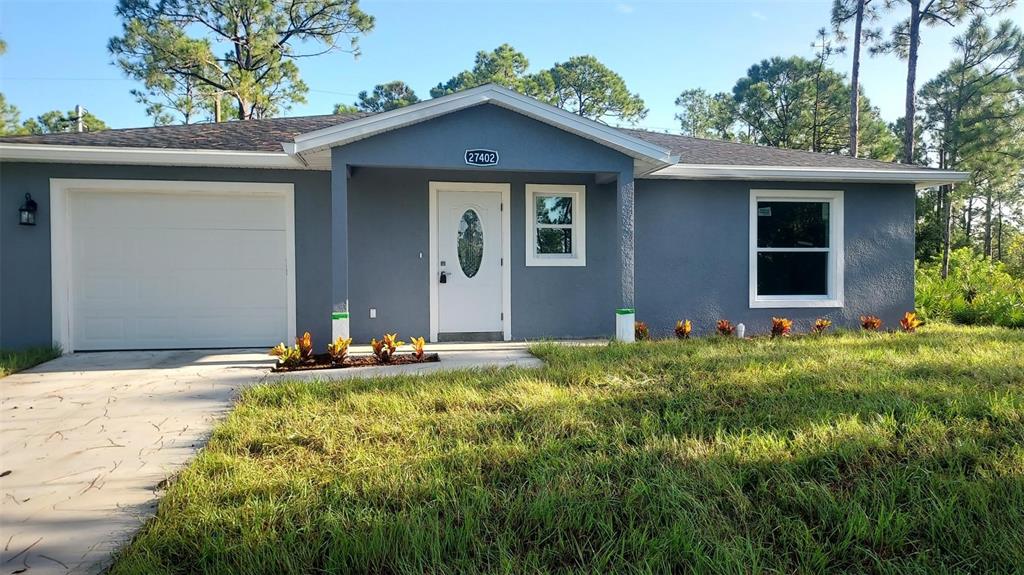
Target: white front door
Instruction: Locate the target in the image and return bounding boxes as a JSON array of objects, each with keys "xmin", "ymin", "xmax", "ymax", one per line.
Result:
[{"xmin": 437, "ymin": 189, "xmax": 504, "ymax": 335}]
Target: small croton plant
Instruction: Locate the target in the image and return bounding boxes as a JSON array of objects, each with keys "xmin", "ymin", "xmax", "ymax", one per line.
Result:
[
  {"xmin": 269, "ymin": 342, "xmax": 303, "ymax": 367},
  {"xmin": 812, "ymin": 318, "xmax": 832, "ymax": 334},
  {"xmin": 770, "ymin": 317, "xmax": 793, "ymax": 338},
  {"xmin": 371, "ymin": 333, "xmax": 405, "ymax": 363},
  {"xmin": 675, "ymin": 319, "xmax": 692, "ymax": 339},
  {"xmin": 900, "ymin": 311, "xmax": 923, "ymax": 333},
  {"xmin": 410, "ymin": 336, "xmax": 426, "ymax": 360},
  {"xmin": 860, "ymin": 315, "xmax": 883, "ymax": 331},
  {"xmin": 297, "ymin": 331, "xmax": 314, "ymax": 361},
  {"xmin": 634, "ymin": 321, "xmax": 650, "ymax": 341},
  {"xmin": 716, "ymin": 320, "xmax": 735, "ymax": 336},
  {"xmin": 327, "ymin": 336, "xmax": 352, "ymax": 364}
]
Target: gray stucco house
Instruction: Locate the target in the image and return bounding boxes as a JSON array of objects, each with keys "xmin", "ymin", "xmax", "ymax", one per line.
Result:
[{"xmin": 0, "ymin": 84, "xmax": 965, "ymax": 352}]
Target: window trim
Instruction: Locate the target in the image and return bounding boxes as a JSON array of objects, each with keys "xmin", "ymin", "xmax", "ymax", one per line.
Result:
[
  {"xmin": 749, "ymin": 189, "xmax": 844, "ymax": 308},
  {"xmin": 525, "ymin": 184, "xmax": 586, "ymax": 267}
]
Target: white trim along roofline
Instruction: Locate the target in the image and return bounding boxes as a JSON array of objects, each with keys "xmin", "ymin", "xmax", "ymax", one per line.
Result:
[
  {"xmin": 647, "ymin": 163, "xmax": 969, "ymax": 188},
  {"xmin": 0, "ymin": 143, "xmax": 306, "ymax": 170},
  {"xmin": 1, "ymin": 142, "xmax": 970, "ymax": 187}
]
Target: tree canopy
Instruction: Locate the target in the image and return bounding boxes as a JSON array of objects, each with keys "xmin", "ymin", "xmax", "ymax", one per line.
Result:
[
  {"xmin": 22, "ymin": 109, "xmax": 108, "ymax": 134},
  {"xmin": 337, "ymin": 81, "xmax": 420, "ymax": 113},
  {"xmin": 538, "ymin": 56, "xmax": 647, "ymax": 123},
  {"xmin": 916, "ymin": 16, "xmax": 1024, "ymax": 265},
  {"xmin": 675, "ymin": 55, "xmax": 897, "ymax": 159},
  {"xmin": 872, "ymin": 0, "xmax": 1016, "ymax": 163},
  {"xmin": 429, "ymin": 45, "xmax": 646, "ymax": 124},
  {"xmin": 430, "ymin": 44, "xmax": 532, "ymax": 98},
  {"xmin": 674, "ymin": 89, "xmax": 738, "ymax": 140},
  {"xmin": 109, "ymin": 0, "xmax": 375, "ymax": 122}
]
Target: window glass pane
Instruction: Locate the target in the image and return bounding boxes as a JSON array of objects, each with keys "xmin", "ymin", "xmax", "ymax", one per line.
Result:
[
  {"xmin": 457, "ymin": 209, "xmax": 483, "ymax": 278},
  {"xmin": 536, "ymin": 196, "xmax": 573, "ymax": 225},
  {"xmin": 757, "ymin": 201, "xmax": 829, "ymax": 248},
  {"xmin": 757, "ymin": 252, "xmax": 828, "ymax": 296},
  {"xmin": 537, "ymin": 228, "xmax": 572, "ymax": 254}
]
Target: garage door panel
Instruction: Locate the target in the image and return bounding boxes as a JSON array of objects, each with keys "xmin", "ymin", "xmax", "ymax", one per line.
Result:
[
  {"xmin": 70, "ymin": 188, "xmax": 291, "ymax": 351},
  {"xmin": 74, "ymin": 192, "xmax": 286, "ymax": 231}
]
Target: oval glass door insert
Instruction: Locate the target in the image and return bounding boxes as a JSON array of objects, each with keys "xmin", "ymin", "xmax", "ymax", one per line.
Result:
[{"xmin": 457, "ymin": 209, "xmax": 483, "ymax": 278}]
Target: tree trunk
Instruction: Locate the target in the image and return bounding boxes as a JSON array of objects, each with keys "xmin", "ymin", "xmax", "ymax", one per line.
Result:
[
  {"xmin": 941, "ymin": 183, "xmax": 953, "ymax": 279},
  {"xmin": 996, "ymin": 201, "xmax": 1004, "ymax": 261},
  {"xmin": 965, "ymin": 196, "xmax": 973, "ymax": 243},
  {"xmin": 849, "ymin": 0, "xmax": 865, "ymax": 157},
  {"xmin": 236, "ymin": 98, "xmax": 255, "ymax": 120},
  {"xmin": 903, "ymin": 0, "xmax": 921, "ymax": 164},
  {"xmin": 983, "ymin": 189, "xmax": 993, "ymax": 258}
]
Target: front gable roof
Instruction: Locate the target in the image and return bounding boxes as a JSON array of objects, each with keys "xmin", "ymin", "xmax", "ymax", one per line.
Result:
[{"xmin": 285, "ymin": 84, "xmax": 678, "ymax": 174}]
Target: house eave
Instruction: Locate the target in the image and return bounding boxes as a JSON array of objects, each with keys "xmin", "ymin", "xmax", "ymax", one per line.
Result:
[
  {"xmin": 0, "ymin": 143, "xmax": 315, "ymax": 170},
  {"xmin": 643, "ymin": 163, "xmax": 970, "ymax": 189}
]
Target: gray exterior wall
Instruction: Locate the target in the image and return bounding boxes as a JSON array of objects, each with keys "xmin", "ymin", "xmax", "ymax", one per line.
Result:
[
  {"xmin": 635, "ymin": 179, "xmax": 917, "ymax": 337},
  {"xmin": 0, "ymin": 106, "xmax": 917, "ymax": 349},
  {"xmin": 332, "ymin": 103, "xmax": 634, "ymax": 341},
  {"xmin": 0, "ymin": 163, "xmax": 332, "ymax": 350},
  {"xmin": 346, "ymin": 168, "xmax": 618, "ymax": 342}
]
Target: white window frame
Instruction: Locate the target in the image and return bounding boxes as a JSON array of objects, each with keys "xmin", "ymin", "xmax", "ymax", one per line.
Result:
[
  {"xmin": 749, "ymin": 189, "xmax": 844, "ymax": 308},
  {"xmin": 525, "ymin": 184, "xmax": 586, "ymax": 267}
]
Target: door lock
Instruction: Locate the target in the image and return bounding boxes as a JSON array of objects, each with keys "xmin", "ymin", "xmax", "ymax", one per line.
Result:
[{"xmin": 439, "ymin": 271, "xmax": 448, "ymax": 284}]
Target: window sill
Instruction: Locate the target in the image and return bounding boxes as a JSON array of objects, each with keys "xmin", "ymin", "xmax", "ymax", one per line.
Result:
[
  {"xmin": 525, "ymin": 257, "xmax": 586, "ymax": 267},
  {"xmin": 749, "ymin": 297, "xmax": 843, "ymax": 309}
]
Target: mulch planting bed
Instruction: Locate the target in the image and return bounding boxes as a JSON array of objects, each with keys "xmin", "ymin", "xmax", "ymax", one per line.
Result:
[{"xmin": 271, "ymin": 352, "xmax": 440, "ymax": 373}]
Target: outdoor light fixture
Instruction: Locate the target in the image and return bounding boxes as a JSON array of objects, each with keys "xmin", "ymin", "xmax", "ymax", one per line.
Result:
[{"xmin": 19, "ymin": 193, "xmax": 38, "ymax": 226}]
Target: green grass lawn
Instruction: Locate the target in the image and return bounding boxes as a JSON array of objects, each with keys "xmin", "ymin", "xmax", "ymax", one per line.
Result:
[
  {"xmin": 110, "ymin": 324, "xmax": 1024, "ymax": 574},
  {"xmin": 0, "ymin": 346, "xmax": 60, "ymax": 377}
]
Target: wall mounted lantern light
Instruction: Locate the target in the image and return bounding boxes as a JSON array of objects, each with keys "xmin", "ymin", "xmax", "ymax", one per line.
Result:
[{"xmin": 19, "ymin": 193, "xmax": 38, "ymax": 226}]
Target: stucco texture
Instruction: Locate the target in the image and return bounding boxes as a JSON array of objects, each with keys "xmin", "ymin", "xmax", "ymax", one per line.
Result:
[
  {"xmin": 635, "ymin": 180, "xmax": 916, "ymax": 337},
  {"xmin": 0, "ymin": 163, "xmax": 331, "ymax": 349},
  {"xmin": 0, "ymin": 105, "xmax": 917, "ymax": 348},
  {"xmin": 345, "ymin": 168, "xmax": 618, "ymax": 342}
]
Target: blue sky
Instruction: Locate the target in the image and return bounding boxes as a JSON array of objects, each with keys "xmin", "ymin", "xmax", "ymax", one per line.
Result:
[{"xmin": 2, "ymin": 0, "xmax": 1021, "ymax": 131}]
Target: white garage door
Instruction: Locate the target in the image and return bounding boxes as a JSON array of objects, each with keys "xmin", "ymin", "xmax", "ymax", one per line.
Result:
[{"xmin": 69, "ymin": 187, "xmax": 292, "ymax": 351}]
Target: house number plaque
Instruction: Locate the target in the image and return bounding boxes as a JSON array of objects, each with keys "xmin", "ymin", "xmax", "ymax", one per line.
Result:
[{"xmin": 465, "ymin": 149, "xmax": 499, "ymax": 167}]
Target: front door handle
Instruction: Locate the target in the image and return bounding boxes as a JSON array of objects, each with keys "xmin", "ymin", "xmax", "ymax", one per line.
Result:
[{"xmin": 439, "ymin": 271, "xmax": 448, "ymax": 284}]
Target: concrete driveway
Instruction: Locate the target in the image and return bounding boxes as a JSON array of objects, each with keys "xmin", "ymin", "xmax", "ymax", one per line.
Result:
[
  {"xmin": 0, "ymin": 343, "xmax": 543, "ymax": 574},
  {"xmin": 0, "ymin": 350, "xmax": 275, "ymax": 575}
]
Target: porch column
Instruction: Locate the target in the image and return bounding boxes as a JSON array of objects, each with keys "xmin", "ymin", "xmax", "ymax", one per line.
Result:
[
  {"xmin": 331, "ymin": 162, "xmax": 350, "ymax": 340},
  {"xmin": 615, "ymin": 166, "xmax": 636, "ymax": 342}
]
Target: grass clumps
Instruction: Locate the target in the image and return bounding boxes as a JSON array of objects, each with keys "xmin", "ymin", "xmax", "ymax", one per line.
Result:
[
  {"xmin": 0, "ymin": 345, "xmax": 60, "ymax": 377},
  {"xmin": 110, "ymin": 324, "xmax": 1024, "ymax": 574}
]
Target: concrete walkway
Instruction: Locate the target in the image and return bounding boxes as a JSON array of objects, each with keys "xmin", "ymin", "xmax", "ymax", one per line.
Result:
[{"xmin": 1, "ymin": 343, "xmax": 541, "ymax": 574}]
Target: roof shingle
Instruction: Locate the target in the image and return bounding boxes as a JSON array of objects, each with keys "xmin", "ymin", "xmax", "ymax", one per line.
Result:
[
  {"xmin": 0, "ymin": 113, "xmax": 367, "ymax": 152},
  {"xmin": 1, "ymin": 109, "xmax": 926, "ymax": 171}
]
